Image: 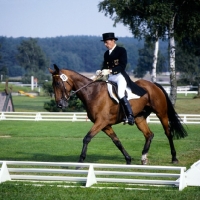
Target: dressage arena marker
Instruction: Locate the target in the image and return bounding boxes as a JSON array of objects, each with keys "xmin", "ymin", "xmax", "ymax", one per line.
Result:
[{"xmin": 1, "ymin": 160, "xmax": 200, "ymax": 190}]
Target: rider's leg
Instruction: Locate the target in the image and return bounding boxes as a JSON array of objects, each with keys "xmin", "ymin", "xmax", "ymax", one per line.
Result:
[
  {"xmin": 108, "ymin": 73, "xmax": 134, "ymax": 126},
  {"xmin": 120, "ymin": 96, "xmax": 134, "ymax": 125}
]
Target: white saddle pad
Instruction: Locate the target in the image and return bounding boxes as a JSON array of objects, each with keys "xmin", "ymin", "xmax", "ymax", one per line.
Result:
[{"xmin": 107, "ymin": 82, "xmax": 140, "ymax": 103}]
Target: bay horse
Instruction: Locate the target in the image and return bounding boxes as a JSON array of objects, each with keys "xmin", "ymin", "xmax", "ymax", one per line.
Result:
[{"xmin": 49, "ymin": 64, "xmax": 187, "ymax": 165}]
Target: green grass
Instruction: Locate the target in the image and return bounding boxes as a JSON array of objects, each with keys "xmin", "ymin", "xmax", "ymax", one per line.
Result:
[
  {"xmin": 175, "ymin": 94, "xmax": 200, "ymax": 114},
  {"xmin": 0, "ymin": 182, "xmax": 199, "ymax": 200},
  {"xmin": 0, "ymin": 121, "xmax": 199, "ymax": 167},
  {"xmin": 0, "ymin": 121, "xmax": 200, "ymax": 199},
  {"xmin": 1, "ymin": 84, "xmax": 200, "ymax": 199},
  {"xmin": 12, "ymin": 96, "xmax": 51, "ymax": 112}
]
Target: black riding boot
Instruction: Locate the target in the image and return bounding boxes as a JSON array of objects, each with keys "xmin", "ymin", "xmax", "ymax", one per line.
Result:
[{"xmin": 120, "ymin": 96, "xmax": 135, "ymax": 125}]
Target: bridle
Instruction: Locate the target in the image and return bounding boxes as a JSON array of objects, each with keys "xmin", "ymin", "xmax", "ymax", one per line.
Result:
[
  {"xmin": 52, "ymin": 74, "xmax": 73, "ymax": 101},
  {"xmin": 52, "ymin": 73, "xmax": 97, "ymax": 101}
]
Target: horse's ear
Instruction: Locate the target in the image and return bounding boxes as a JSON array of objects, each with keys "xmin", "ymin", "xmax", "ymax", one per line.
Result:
[
  {"xmin": 53, "ymin": 64, "xmax": 60, "ymax": 73},
  {"xmin": 49, "ymin": 68, "xmax": 54, "ymax": 74}
]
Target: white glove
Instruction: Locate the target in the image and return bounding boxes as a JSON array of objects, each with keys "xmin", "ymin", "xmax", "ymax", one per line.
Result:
[
  {"xmin": 101, "ymin": 69, "xmax": 111, "ymax": 76},
  {"xmin": 96, "ymin": 70, "xmax": 102, "ymax": 76}
]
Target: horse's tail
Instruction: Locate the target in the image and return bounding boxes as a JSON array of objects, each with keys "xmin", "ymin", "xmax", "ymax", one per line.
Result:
[{"xmin": 154, "ymin": 82, "xmax": 188, "ymax": 139}]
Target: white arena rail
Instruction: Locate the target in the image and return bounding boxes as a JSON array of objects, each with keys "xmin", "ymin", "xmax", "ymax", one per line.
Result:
[
  {"xmin": 163, "ymin": 86, "xmax": 198, "ymax": 96},
  {"xmin": 0, "ymin": 112, "xmax": 200, "ymax": 124},
  {"xmin": 0, "ymin": 112, "xmax": 90, "ymax": 122},
  {"xmin": 0, "ymin": 161, "xmax": 187, "ymax": 191}
]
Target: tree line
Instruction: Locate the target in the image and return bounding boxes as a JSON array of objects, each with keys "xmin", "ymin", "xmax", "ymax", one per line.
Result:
[
  {"xmin": 0, "ymin": 35, "xmax": 199, "ymax": 86},
  {"xmin": 0, "ymin": 36, "xmax": 169, "ymax": 78}
]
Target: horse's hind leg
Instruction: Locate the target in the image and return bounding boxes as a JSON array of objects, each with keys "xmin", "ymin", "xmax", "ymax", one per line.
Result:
[
  {"xmin": 102, "ymin": 126, "xmax": 132, "ymax": 164},
  {"xmin": 135, "ymin": 117, "xmax": 154, "ymax": 165},
  {"xmin": 158, "ymin": 114, "xmax": 178, "ymax": 163}
]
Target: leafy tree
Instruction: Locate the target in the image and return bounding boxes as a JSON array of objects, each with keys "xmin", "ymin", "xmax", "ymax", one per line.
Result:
[
  {"xmin": 0, "ymin": 66, "xmax": 8, "ymax": 81},
  {"xmin": 8, "ymin": 65, "xmax": 25, "ymax": 77},
  {"xmin": 176, "ymin": 47, "xmax": 200, "ymax": 85},
  {"xmin": 44, "ymin": 100, "xmax": 61, "ymax": 112},
  {"xmin": 66, "ymin": 94, "xmax": 85, "ymax": 112},
  {"xmin": 16, "ymin": 38, "xmax": 49, "ymax": 77},
  {"xmin": 43, "ymin": 81, "xmax": 54, "ymax": 97},
  {"xmin": 0, "ymin": 43, "xmax": 7, "ymax": 81},
  {"xmin": 0, "ymin": 44, "xmax": 1, "ymax": 60},
  {"xmin": 0, "ymin": 37, "xmax": 23, "ymax": 77},
  {"xmin": 175, "ymin": 1, "xmax": 200, "ymax": 55},
  {"xmin": 98, "ymin": 0, "xmax": 200, "ymax": 105},
  {"xmin": 134, "ymin": 40, "xmax": 166, "ymax": 78},
  {"xmin": 0, "ymin": 36, "xmax": 145, "ymax": 77},
  {"xmin": 44, "ymin": 94, "xmax": 85, "ymax": 112}
]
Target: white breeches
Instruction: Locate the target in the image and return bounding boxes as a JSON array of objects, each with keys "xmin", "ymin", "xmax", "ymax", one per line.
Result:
[{"xmin": 108, "ymin": 73, "xmax": 127, "ymax": 99}]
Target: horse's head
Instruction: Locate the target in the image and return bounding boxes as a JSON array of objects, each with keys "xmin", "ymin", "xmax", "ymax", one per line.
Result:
[{"xmin": 49, "ymin": 64, "xmax": 73, "ymax": 109}]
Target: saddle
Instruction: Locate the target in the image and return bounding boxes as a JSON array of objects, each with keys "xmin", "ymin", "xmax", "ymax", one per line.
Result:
[{"xmin": 106, "ymin": 81, "xmax": 140, "ymax": 103}]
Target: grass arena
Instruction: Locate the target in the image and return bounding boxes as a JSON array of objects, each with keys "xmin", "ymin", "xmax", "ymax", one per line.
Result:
[{"xmin": 0, "ymin": 121, "xmax": 200, "ymax": 199}]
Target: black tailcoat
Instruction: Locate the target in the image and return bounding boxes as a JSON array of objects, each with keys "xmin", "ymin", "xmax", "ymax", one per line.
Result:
[{"xmin": 102, "ymin": 46, "xmax": 146, "ymax": 96}]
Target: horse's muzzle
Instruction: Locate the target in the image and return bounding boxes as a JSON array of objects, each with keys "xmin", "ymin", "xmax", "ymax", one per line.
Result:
[{"xmin": 57, "ymin": 99, "xmax": 68, "ymax": 109}]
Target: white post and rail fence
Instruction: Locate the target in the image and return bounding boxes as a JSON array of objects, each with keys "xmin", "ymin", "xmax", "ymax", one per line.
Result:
[
  {"xmin": 0, "ymin": 160, "xmax": 200, "ymax": 190},
  {"xmin": 0, "ymin": 112, "xmax": 200, "ymax": 124}
]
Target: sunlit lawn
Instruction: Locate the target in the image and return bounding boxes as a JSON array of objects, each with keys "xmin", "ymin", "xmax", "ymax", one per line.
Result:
[{"xmin": 0, "ymin": 121, "xmax": 200, "ymax": 199}]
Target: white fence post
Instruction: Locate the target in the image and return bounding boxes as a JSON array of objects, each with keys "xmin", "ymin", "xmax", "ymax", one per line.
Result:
[
  {"xmin": 86, "ymin": 164, "xmax": 97, "ymax": 187},
  {"xmin": 0, "ymin": 112, "xmax": 5, "ymax": 120},
  {"xmin": 35, "ymin": 113, "xmax": 42, "ymax": 121},
  {"xmin": 0, "ymin": 162, "xmax": 11, "ymax": 183},
  {"xmin": 72, "ymin": 113, "xmax": 77, "ymax": 122},
  {"xmin": 178, "ymin": 167, "xmax": 187, "ymax": 191}
]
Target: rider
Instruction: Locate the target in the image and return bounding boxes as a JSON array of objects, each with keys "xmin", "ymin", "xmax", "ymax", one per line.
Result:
[{"xmin": 97, "ymin": 32, "xmax": 136, "ymax": 125}]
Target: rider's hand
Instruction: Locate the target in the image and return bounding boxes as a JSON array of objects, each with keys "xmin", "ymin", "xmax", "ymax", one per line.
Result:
[
  {"xmin": 101, "ymin": 69, "xmax": 111, "ymax": 76},
  {"xmin": 96, "ymin": 70, "xmax": 102, "ymax": 76}
]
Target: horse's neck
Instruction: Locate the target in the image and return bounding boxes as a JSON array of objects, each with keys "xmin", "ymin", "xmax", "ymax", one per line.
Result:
[{"xmin": 70, "ymin": 72, "xmax": 91, "ymax": 91}]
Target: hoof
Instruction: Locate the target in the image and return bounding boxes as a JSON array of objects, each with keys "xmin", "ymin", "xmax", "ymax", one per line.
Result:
[
  {"xmin": 141, "ymin": 159, "xmax": 148, "ymax": 165},
  {"xmin": 172, "ymin": 159, "xmax": 179, "ymax": 164},
  {"xmin": 76, "ymin": 160, "xmax": 84, "ymax": 169},
  {"xmin": 76, "ymin": 166, "xmax": 84, "ymax": 170},
  {"xmin": 125, "ymin": 156, "xmax": 132, "ymax": 165}
]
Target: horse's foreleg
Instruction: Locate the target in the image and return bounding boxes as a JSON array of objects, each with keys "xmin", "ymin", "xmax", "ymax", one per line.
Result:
[
  {"xmin": 78, "ymin": 122, "xmax": 105, "ymax": 163},
  {"xmin": 78, "ymin": 133, "xmax": 92, "ymax": 163},
  {"xmin": 135, "ymin": 117, "xmax": 154, "ymax": 165},
  {"xmin": 102, "ymin": 126, "xmax": 132, "ymax": 164}
]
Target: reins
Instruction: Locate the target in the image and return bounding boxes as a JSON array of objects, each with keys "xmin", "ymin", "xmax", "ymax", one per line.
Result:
[{"xmin": 53, "ymin": 73, "xmax": 103, "ymax": 100}]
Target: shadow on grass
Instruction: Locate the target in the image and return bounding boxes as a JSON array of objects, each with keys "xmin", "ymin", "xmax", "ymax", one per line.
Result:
[{"xmin": 0, "ymin": 152, "xmax": 133, "ymax": 164}]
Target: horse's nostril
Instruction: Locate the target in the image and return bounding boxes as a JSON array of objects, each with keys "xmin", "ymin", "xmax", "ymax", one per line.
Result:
[
  {"xmin": 57, "ymin": 99, "xmax": 68, "ymax": 109},
  {"xmin": 57, "ymin": 104, "xmax": 62, "ymax": 108}
]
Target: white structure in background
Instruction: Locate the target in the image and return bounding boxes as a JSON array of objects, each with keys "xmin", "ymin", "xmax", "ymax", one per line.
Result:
[{"xmin": 31, "ymin": 76, "xmax": 34, "ymax": 91}]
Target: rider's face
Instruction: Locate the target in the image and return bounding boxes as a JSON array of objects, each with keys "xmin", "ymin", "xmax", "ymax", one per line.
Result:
[{"xmin": 104, "ymin": 39, "xmax": 115, "ymax": 50}]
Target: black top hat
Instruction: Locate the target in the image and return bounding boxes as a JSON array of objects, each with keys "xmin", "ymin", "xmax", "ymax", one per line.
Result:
[{"xmin": 101, "ymin": 32, "xmax": 118, "ymax": 41}]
